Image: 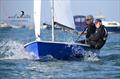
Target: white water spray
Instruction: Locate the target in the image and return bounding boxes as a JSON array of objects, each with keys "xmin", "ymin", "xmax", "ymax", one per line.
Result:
[{"xmin": 0, "ymin": 40, "xmax": 34, "ymax": 60}]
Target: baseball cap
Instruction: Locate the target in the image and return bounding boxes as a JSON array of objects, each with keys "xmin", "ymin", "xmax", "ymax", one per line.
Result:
[{"xmin": 95, "ymin": 19, "xmax": 102, "ymax": 23}]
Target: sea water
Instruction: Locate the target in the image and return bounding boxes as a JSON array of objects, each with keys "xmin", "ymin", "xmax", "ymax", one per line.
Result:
[{"xmin": 0, "ymin": 27, "xmax": 120, "ymax": 79}]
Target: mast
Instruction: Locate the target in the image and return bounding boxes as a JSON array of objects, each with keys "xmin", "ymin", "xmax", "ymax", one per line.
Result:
[{"xmin": 51, "ymin": 0, "xmax": 55, "ymax": 41}]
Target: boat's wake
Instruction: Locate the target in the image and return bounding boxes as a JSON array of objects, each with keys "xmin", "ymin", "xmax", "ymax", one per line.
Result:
[{"xmin": 0, "ymin": 40, "xmax": 34, "ymax": 60}]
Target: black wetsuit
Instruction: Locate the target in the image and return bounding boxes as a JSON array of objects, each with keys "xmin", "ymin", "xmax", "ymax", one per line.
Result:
[
  {"xmin": 87, "ymin": 25, "xmax": 108, "ymax": 49},
  {"xmin": 86, "ymin": 23, "xmax": 96, "ymax": 39},
  {"xmin": 77, "ymin": 23, "xmax": 96, "ymax": 43}
]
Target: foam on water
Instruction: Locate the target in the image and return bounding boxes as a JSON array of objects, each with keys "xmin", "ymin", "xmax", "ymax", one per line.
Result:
[
  {"xmin": 0, "ymin": 40, "xmax": 34, "ymax": 60},
  {"xmin": 82, "ymin": 50, "xmax": 100, "ymax": 62},
  {"xmin": 84, "ymin": 55, "xmax": 100, "ymax": 62}
]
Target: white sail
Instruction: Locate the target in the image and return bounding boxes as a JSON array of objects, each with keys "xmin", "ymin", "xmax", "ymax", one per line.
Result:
[
  {"xmin": 34, "ymin": 0, "xmax": 41, "ymax": 41},
  {"xmin": 54, "ymin": 0, "xmax": 75, "ymax": 29}
]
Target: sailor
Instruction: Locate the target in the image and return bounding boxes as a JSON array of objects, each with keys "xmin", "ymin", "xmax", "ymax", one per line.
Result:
[
  {"xmin": 86, "ymin": 19, "xmax": 108, "ymax": 49},
  {"xmin": 77, "ymin": 15, "xmax": 96, "ymax": 43},
  {"xmin": 85, "ymin": 15, "xmax": 96, "ymax": 38}
]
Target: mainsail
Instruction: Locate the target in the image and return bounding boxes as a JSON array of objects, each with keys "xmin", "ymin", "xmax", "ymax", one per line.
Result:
[
  {"xmin": 54, "ymin": 0, "xmax": 75, "ymax": 29},
  {"xmin": 33, "ymin": 0, "xmax": 74, "ymax": 40},
  {"xmin": 34, "ymin": 0, "xmax": 41, "ymax": 41}
]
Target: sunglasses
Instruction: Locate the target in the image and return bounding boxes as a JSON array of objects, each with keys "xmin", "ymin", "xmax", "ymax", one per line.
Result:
[{"xmin": 85, "ymin": 19, "xmax": 91, "ymax": 21}]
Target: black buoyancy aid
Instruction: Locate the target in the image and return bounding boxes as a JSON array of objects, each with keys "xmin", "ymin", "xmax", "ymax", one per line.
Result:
[{"xmin": 96, "ymin": 26, "xmax": 108, "ymax": 49}]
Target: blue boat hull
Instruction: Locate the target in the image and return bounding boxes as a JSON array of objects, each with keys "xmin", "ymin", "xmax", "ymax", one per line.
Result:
[
  {"xmin": 105, "ymin": 27, "xmax": 120, "ymax": 32},
  {"xmin": 24, "ymin": 41, "xmax": 95, "ymax": 60}
]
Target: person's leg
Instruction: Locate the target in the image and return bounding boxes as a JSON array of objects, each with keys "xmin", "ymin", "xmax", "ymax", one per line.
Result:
[
  {"xmin": 87, "ymin": 40, "xmax": 96, "ymax": 48},
  {"xmin": 76, "ymin": 40, "xmax": 86, "ymax": 44}
]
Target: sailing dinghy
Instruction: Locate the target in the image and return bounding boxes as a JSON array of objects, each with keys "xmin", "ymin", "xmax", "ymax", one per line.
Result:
[{"xmin": 24, "ymin": 0, "xmax": 96, "ymax": 60}]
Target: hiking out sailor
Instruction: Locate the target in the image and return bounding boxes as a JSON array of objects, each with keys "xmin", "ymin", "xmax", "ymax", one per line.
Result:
[
  {"xmin": 85, "ymin": 15, "xmax": 96, "ymax": 39},
  {"xmin": 86, "ymin": 19, "xmax": 108, "ymax": 49},
  {"xmin": 76, "ymin": 15, "xmax": 96, "ymax": 43}
]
